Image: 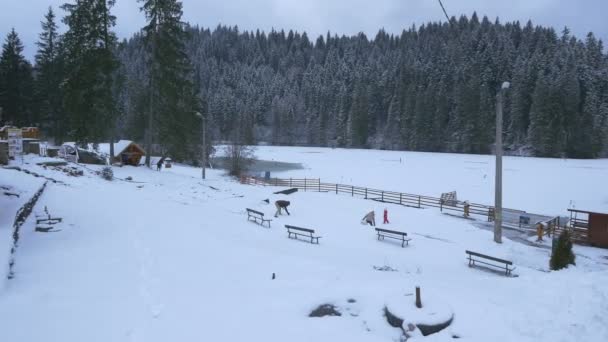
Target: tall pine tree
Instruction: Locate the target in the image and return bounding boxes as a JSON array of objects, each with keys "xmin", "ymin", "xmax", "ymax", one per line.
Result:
[
  {"xmin": 140, "ymin": 0, "xmax": 199, "ymax": 165},
  {"xmin": 61, "ymin": 0, "xmax": 119, "ymax": 146},
  {"xmin": 34, "ymin": 7, "xmax": 64, "ymax": 143},
  {"xmin": 0, "ymin": 29, "xmax": 34, "ymax": 126}
]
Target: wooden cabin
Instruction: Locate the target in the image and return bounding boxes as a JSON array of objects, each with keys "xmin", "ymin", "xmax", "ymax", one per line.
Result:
[
  {"xmin": 21, "ymin": 127, "xmax": 39, "ymax": 139},
  {"xmin": 98, "ymin": 140, "xmax": 145, "ymax": 166},
  {"xmin": 0, "ymin": 126, "xmax": 39, "ymax": 140}
]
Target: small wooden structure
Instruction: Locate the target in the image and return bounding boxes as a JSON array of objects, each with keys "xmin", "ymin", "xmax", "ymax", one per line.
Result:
[
  {"xmin": 46, "ymin": 146, "xmax": 60, "ymax": 157},
  {"xmin": 22, "ymin": 139, "xmax": 40, "ymax": 154},
  {"xmin": 98, "ymin": 140, "xmax": 145, "ymax": 166},
  {"xmin": 117, "ymin": 141, "xmax": 145, "ymax": 166},
  {"xmin": 568, "ymin": 209, "xmax": 608, "ymax": 248},
  {"xmin": 21, "ymin": 127, "xmax": 39, "ymax": 139},
  {"xmin": 0, "ymin": 126, "xmax": 39, "ymax": 140},
  {"xmin": 0, "ymin": 126, "xmax": 15, "ymax": 140}
]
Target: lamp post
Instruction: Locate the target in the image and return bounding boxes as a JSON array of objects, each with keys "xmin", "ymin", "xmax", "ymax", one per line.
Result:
[
  {"xmin": 494, "ymin": 81, "xmax": 510, "ymax": 243},
  {"xmin": 195, "ymin": 112, "xmax": 206, "ymax": 179}
]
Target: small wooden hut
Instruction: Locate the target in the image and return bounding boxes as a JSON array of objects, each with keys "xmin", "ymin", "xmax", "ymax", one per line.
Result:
[
  {"xmin": 568, "ymin": 209, "xmax": 608, "ymax": 248},
  {"xmin": 99, "ymin": 140, "xmax": 145, "ymax": 166},
  {"xmin": 21, "ymin": 127, "xmax": 39, "ymax": 139}
]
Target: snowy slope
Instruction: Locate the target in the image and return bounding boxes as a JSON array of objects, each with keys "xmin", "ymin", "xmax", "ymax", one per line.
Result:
[
  {"xmin": 0, "ymin": 153, "xmax": 606, "ymax": 342},
  {"xmin": 0, "ymin": 166, "xmax": 45, "ymax": 292}
]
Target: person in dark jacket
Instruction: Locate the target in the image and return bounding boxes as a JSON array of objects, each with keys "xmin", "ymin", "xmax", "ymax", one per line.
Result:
[
  {"xmin": 156, "ymin": 156, "xmax": 166, "ymax": 171},
  {"xmin": 275, "ymin": 200, "xmax": 291, "ymax": 217}
]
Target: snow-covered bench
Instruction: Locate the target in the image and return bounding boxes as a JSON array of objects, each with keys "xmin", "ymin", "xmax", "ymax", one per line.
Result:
[
  {"xmin": 246, "ymin": 208, "xmax": 271, "ymax": 228},
  {"xmin": 375, "ymin": 228, "xmax": 411, "ymax": 247},
  {"xmin": 465, "ymin": 250, "xmax": 515, "ymax": 276},
  {"xmin": 284, "ymin": 225, "xmax": 321, "ymax": 244},
  {"xmin": 35, "ymin": 209, "xmax": 62, "ymax": 225}
]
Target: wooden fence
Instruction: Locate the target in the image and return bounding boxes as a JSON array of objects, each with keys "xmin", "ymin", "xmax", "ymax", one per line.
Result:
[
  {"xmin": 241, "ymin": 176, "xmax": 591, "ymax": 243},
  {"xmin": 240, "ymin": 176, "xmax": 494, "ymax": 219},
  {"xmin": 549, "ymin": 216, "xmax": 589, "ymax": 243}
]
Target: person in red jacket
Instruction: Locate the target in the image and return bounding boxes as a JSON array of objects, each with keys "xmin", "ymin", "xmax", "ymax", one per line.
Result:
[{"xmin": 383, "ymin": 208, "xmax": 389, "ymax": 224}]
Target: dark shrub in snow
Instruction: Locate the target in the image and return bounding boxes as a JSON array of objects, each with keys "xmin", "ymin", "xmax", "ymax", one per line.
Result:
[
  {"xmin": 309, "ymin": 304, "xmax": 341, "ymax": 317},
  {"xmin": 101, "ymin": 166, "xmax": 114, "ymax": 181},
  {"xmin": 550, "ymin": 230, "xmax": 576, "ymax": 270}
]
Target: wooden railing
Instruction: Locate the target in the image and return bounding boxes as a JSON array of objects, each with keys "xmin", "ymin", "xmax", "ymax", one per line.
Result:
[
  {"xmin": 240, "ymin": 176, "xmax": 494, "ymax": 219},
  {"xmin": 241, "ymin": 176, "xmax": 592, "ymax": 244}
]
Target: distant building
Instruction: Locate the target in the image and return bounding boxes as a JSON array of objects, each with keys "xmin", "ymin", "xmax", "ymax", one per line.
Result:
[
  {"xmin": 59, "ymin": 143, "xmax": 105, "ymax": 165},
  {"xmin": 0, "ymin": 126, "xmax": 39, "ymax": 140},
  {"xmin": 97, "ymin": 140, "xmax": 146, "ymax": 166},
  {"xmin": 57, "ymin": 140, "xmax": 145, "ymax": 166}
]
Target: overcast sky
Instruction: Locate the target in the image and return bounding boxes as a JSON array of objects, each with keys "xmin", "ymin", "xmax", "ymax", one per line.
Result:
[{"xmin": 1, "ymin": 0, "xmax": 607, "ymax": 61}]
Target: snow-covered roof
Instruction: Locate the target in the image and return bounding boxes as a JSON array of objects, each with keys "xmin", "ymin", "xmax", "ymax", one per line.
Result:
[
  {"xmin": 96, "ymin": 140, "xmax": 144, "ymax": 156},
  {"xmin": 0, "ymin": 125, "xmax": 17, "ymax": 131},
  {"xmin": 62, "ymin": 140, "xmax": 144, "ymax": 156}
]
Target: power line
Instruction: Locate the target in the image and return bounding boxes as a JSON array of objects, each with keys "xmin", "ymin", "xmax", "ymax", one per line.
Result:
[{"xmin": 437, "ymin": 0, "xmax": 452, "ymax": 24}]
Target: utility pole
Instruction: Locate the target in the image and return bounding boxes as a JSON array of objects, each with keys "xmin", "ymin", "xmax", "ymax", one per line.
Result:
[
  {"xmin": 494, "ymin": 82, "xmax": 510, "ymax": 243},
  {"xmin": 202, "ymin": 115, "xmax": 206, "ymax": 179},
  {"xmin": 196, "ymin": 112, "xmax": 206, "ymax": 179}
]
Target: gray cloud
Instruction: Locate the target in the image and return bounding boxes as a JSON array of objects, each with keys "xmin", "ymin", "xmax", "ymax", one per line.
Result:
[{"xmin": 1, "ymin": 0, "xmax": 607, "ymax": 61}]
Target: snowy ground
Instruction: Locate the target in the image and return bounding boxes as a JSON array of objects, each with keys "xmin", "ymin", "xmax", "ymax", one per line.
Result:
[{"xmin": 0, "ymin": 149, "xmax": 607, "ymax": 342}]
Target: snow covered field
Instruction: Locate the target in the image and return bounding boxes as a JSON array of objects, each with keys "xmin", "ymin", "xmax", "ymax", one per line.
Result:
[
  {"xmin": 0, "ymin": 148, "xmax": 607, "ymax": 342},
  {"xmin": 252, "ymin": 146, "xmax": 608, "ymax": 216}
]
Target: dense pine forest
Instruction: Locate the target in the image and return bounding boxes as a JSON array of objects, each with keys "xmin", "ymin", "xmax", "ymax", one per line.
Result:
[{"xmin": 1, "ymin": 2, "xmax": 607, "ymax": 160}]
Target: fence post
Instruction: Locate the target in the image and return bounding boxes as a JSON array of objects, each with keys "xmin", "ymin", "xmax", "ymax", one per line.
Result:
[
  {"xmin": 290, "ymin": 178, "xmax": 292, "ymax": 187},
  {"xmin": 399, "ymin": 193, "xmax": 402, "ymax": 205},
  {"xmin": 365, "ymin": 188, "xmax": 368, "ymax": 199},
  {"xmin": 440, "ymin": 200, "xmax": 443, "ymax": 212},
  {"xmin": 304, "ymin": 178, "xmax": 307, "ymax": 191},
  {"xmin": 418, "ymin": 196, "xmax": 421, "ymax": 208},
  {"xmin": 352, "ymin": 185, "xmax": 354, "ymax": 197},
  {"xmin": 381, "ymin": 191, "xmax": 384, "ymax": 202},
  {"xmin": 318, "ymin": 179, "xmax": 321, "ymax": 192},
  {"xmin": 336, "ymin": 184, "xmax": 338, "ymax": 194}
]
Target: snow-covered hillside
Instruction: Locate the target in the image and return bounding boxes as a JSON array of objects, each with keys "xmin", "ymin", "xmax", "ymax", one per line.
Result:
[{"xmin": 0, "ymin": 150, "xmax": 607, "ymax": 342}]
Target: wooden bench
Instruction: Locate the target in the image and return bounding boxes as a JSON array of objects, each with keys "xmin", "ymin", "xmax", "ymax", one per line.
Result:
[
  {"xmin": 246, "ymin": 208, "xmax": 272, "ymax": 228},
  {"xmin": 465, "ymin": 250, "xmax": 515, "ymax": 276},
  {"xmin": 375, "ymin": 228, "xmax": 411, "ymax": 247},
  {"xmin": 35, "ymin": 213, "xmax": 62, "ymax": 225},
  {"xmin": 284, "ymin": 225, "xmax": 321, "ymax": 244}
]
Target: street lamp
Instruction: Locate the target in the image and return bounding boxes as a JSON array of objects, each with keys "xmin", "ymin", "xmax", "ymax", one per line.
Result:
[
  {"xmin": 494, "ymin": 81, "xmax": 510, "ymax": 243},
  {"xmin": 195, "ymin": 111, "xmax": 206, "ymax": 179}
]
